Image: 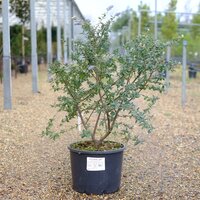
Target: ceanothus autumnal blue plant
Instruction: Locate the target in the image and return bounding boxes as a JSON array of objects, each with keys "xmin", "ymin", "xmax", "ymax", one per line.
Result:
[{"xmin": 43, "ymin": 8, "xmax": 175, "ymax": 149}]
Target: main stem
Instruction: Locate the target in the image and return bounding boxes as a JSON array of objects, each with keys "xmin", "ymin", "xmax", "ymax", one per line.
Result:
[{"xmin": 92, "ymin": 111, "xmax": 103, "ymax": 147}]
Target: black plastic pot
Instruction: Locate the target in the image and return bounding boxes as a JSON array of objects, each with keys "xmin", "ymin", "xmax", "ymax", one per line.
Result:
[
  {"xmin": 68, "ymin": 142, "xmax": 125, "ymax": 195},
  {"xmin": 189, "ymin": 64, "xmax": 197, "ymax": 78}
]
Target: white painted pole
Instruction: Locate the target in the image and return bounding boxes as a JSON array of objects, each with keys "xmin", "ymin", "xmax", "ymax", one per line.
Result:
[
  {"xmin": 71, "ymin": 2, "xmax": 74, "ymax": 52},
  {"xmin": 138, "ymin": 1, "xmax": 142, "ymax": 36},
  {"xmin": 2, "ymin": 0, "xmax": 12, "ymax": 109},
  {"xmin": 30, "ymin": 0, "xmax": 39, "ymax": 93},
  {"xmin": 63, "ymin": 0, "xmax": 68, "ymax": 64},
  {"xmin": 154, "ymin": 0, "xmax": 158, "ymax": 40},
  {"xmin": 47, "ymin": 0, "xmax": 52, "ymax": 81},
  {"xmin": 56, "ymin": 0, "xmax": 62, "ymax": 62},
  {"xmin": 138, "ymin": 9, "xmax": 141, "ymax": 36},
  {"xmin": 68, "ymin": 0, "xmax": 73, "ymax": 61},
  {"xmin": 128, "ymin": 11, "xmax": 132, "ymax": 41},
  {"xmin": 182, "ymin": 40, "xmax": 187, "ymax": 108},
  {"xmin": 165, "ymin": 44, "xmax": 171, "ymax": 92}
]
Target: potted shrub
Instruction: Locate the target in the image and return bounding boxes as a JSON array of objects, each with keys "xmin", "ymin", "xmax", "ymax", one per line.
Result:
[{"xmin": 43, "ymin": 8, "xmax": 175, "ymax": 195}]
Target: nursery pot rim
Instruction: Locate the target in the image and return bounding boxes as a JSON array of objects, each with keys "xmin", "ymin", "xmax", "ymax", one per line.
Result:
[{"xmin": 68, "ymin": 141, "xmax": 125, "ymax": 155}]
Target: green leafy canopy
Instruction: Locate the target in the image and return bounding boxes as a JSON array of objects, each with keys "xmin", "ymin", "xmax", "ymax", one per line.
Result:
[{"xmin": 43, "ymin": 8, "xmax": 176, "ymax": 147}]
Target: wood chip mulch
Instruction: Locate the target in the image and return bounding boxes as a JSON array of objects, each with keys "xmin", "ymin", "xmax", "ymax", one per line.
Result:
[{"xmin": 0, "ymin": 67, "xmax": 200, "ymax": 200}]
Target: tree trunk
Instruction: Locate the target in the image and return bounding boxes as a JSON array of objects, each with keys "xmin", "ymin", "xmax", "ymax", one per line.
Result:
[{"xmin": 22, "ymin": 25, "xmax": 25, "ymax": 65}]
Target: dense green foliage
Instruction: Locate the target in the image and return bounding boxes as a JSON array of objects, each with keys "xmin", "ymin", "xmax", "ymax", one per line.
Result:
[
  {"xmin": 10, "ymin": 25, "xmax": 25, "ymax": 57},
  {"xmin": 10, "ymin": 25, "xmax": 30, "ymax": 57},
  {"xmin": 43, "ymin": 10, "xmax": 175, "ymax": 147},
  {"xmin": 37, "ymin": 26, "xmax": 47, "ymax": 56},
  {"xmin": 183, "ymin": 33, "xmax": 200, "ymax": 61},
  {"xmin": 191, "ymin": 4, "xmax": 200, "ymax": 39},
  {"xmin": 10, "ymin": 0, "xmax": 30, "ymax": 24},
  {"xmin": 9, "ymin": 25, "xmax": 46, "ymax": 58}
]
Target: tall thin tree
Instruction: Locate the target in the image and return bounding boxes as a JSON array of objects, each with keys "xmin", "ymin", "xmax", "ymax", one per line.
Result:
[
  {"xmin": 10, "ymin": 0, "xmax": 30, "ymax": 64},
  {"xmin": 161, "ymin": 0, "xmax": 178, "ymax": 41},
  {"xmin": 191, "ymin": 4, "xmax": 200, "ymax": 39}
]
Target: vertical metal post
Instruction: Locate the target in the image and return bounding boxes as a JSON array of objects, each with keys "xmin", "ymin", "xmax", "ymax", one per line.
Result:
[
  {"xmin": 47, "ymin": 0, "xmax": 52, "ymax": 81},
  {"xmin": 22, "ymin": 26, "xmax": 25, "ymax": 65},
  {"xmin": 122, "ymin": 26, "xmax": 127, "ymax": 45},
  {"xmin": 56, "ymin": 0, "xmax": 62, "ymax": 62},
  {"xmin": 2, "ymin": 0, "xmax": 12, "ymax": 109},
  {"xmin": 182, "ymin": 40, "xmax": 187, "ymax": 108},
  {"xmin": 63, "ymin": 0, "xmax": 68, "ymax": 64},
  {"xmin": 68, "ymin": 0, "xmax": 72, "ymax": 61},
  {"xmin": 138, "ymin": 1, "xmax": 142, "ymax": 36},
  {"xmin": 30, "ymin": 0, "xmax": 38, "ymax": 93},
  {"xmin": 138, "ymin": 9, "xmax": 141, "ymax": 36},
  {"xmin": 128, "ymin": 11, "xmax": 132, "ymax": 41},
  {"xmin": 154, "ymin": 0, "xmax": 158, "ymax": 40},
  {"xmin": 165, "ymin": 44, "xmax": 171, "ymax": 92},
  {"xmin": 71, "ymin": 0, "xmax": 74, "ymax": 52}
]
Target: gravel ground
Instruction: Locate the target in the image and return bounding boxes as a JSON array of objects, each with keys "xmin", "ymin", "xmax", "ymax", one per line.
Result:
[{"xmin": 0, "ymin": 66, "xmax": 200, "ymax": 200}]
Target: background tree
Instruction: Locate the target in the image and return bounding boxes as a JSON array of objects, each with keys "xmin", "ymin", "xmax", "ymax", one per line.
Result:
[
  {"xmin": 37, "ymin": 25, "xmax": 47, "ymax": 61},
  {"xmin": 161, "ymin": 0, "xmax": 178, "ymax": 41},
  {"xmin": 130, "ymin": 11, "xmax": 139, "ymax": 39},
  {"xmin": 112, "ymin": 9, "xmax": 130, "ymax": 32},
  {"xmin": 10, "ymin": 25, "xmax": 23, "ymax": 57},
  {"xmin": 152, "ymin": 13, "xmax": 164, "ymax": 39},
  {"xmin": 10, "ymin": 0, "xmax": 30, "ymax": 64},
  {"xmin": 111, "ymin": 4, "xmax": 151, "ymax": 42},
  {"xmin": 51, "ymin": 26, "xmax": 58, "ymax": 60},
  {"xmin": 191, "ymin": 4, "xmax": 200, "ymax": 39},
  {"xmin": 138, "ymin": 3, "xmax": 151, "ymax": 34}
]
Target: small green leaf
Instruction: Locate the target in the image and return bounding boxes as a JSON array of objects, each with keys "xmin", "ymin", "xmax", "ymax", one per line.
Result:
[{"xmin": 80, "ymin": 129, "xmax": 92, "ymax": 138}]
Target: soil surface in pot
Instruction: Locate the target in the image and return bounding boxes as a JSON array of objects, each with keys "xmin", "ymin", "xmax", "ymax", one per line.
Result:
[{"xmin": 70, "ymin": 141, "xmax": 123, "ymax": 151}]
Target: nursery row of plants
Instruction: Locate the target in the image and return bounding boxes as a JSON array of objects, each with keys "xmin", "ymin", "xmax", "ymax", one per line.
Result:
[{"xmin": 0, "ymin": 0, "xmax": 200, "ymax": 64}]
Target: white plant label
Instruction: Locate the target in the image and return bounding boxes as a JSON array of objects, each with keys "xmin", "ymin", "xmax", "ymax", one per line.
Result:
[{"xmin": 86, "ymin": 157, "xmax": 105, "ymax": 171}]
